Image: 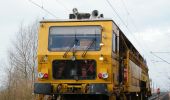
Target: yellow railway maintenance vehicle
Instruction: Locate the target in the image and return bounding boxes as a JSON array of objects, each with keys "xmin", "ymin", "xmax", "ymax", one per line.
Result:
[{"xmin": 34, "ymin": 9, "xmax": 151, "ymax": 100}]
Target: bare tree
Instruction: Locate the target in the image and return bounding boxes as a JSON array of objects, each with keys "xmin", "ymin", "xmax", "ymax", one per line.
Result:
[
  {"xmin": 0, "ymin": 20, "xmax": 38, "ymax": 100},
  {"xmin": 12, "ymin": 22, "xmax": 38, "ymax": 80}
]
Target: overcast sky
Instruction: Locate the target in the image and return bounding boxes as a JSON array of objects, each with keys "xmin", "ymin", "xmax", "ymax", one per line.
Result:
[{"xmin": 0, "ymin": 0, "xmax": 170, "ymax": 90}]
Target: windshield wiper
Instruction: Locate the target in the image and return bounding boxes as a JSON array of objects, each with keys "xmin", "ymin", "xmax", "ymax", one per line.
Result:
[
  {"xmin": 63, "ymin": 36, "xmax": 78, "ymax": 58},
  {"xmin": 82, "ymin": 38, "xmax": 96, "ymax": 57}
]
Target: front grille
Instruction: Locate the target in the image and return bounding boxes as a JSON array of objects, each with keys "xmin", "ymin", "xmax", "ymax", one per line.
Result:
[{"xmin": 52, "ymin": 60, "xmax": 96, "ymax": 80}]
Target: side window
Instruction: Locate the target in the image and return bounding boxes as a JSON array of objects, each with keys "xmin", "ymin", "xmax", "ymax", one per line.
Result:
[
  {"xmin": 112, "ymin": 32, "xmax": 116, "ymax": 52},
  {"xmin": 116, "ymin": 36, "xmax": 119, "ymax": 52},
  {"xmin": 112, "ymin": 31, "xmax": 118, "ymax": 53},
  {"xmin": 116, "ymin": 35, "xmax": 119, "ymax": 52}
]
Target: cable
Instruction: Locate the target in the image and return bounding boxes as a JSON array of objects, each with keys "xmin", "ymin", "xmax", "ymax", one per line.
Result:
[
  {"xmin": 105, "ymin": 0, "xmax": 157, "ymax": 65},
  {"xmin": 119, "ymin": 0, "xmax": 158, "ymax": 57},
  {"xmin": 55, "ymin": 0, "xmax": 70, "ymax": 12},
  {"xmin": 105, "ymin": 0, "xmax": 143, "ymax": 50},
  {"xmin": 120, "ymin": 0, "xmax": 129, "ymax": 26},
  {"xmin": 120, "ymin": 0, "xmax": 129, "ymax": 15},
  {"xmin": 151, "ymin": 52, "xmax": 170, "ymax": 54},
  {"xmin": 106, "ymin": 0, "xmax": 149, "ymax": 58},
  {"xmin": 151, "ymin": 60, "xmax": 165, "ymax": 63},
  {"xmin": 41, "ymin": 0, "xmax": 43, "ymax": 8},
  {"xmin": 106, "ymin": 0, "xmax": 127, "ymax": 27},
  {"xmin": 120, "ymin": 0, "xmax": 139, "ymax": 32},
  {"xmin": 28, "ymin": 0, "xmax": 59, "ymax": 18},
  {"xmin": 150, "ymin": 52, "xmax": 170, "ymax": 64}
]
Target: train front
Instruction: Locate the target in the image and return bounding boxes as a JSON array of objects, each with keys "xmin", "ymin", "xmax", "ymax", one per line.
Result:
[{"xmin": 34, "ymin": 10, "xmax": 114, "ymax": 100}]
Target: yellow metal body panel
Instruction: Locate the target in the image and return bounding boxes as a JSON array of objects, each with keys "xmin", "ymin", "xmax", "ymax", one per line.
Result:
[
  {"xmin": 37, "ymin": 20, "xmax": 116, "ymax": 93},
  {"xmin": 124, "ymin": 50, "xmax": 149, "ymax": 92},
  {"xmin": 36, "ymin": 19, "xmax": 151, "ymax": 99}
]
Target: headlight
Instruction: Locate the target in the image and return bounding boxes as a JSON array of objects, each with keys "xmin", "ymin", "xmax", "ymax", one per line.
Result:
[
  {"xmin": 38, "ymin": 72, "xmax": 48, "ymax": 79},
  {"xmin": 98, "ymin": 72, "xmax": 108, "ymax": 79},
  {"xmin": 38, "ymin": 72, "xmax": 44, "ymax": 79},
  {"xmin": 102, "ymin": 72, "xmax": 108, "ymax": 79}
]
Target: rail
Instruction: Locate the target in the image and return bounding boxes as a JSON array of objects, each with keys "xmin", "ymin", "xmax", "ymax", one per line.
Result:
[{"xmin": 148, "ymin": 92, "xmax": 167, "ymax": 100}]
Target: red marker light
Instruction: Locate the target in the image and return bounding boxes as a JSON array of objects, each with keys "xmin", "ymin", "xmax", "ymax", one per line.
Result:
[
  {"xmin": 43, "ymin": 73, "xmax": 48, "ymax": 78},
  {"xmin": 98, "ymin": 73, "xmax": 103, "ymax": 79}
]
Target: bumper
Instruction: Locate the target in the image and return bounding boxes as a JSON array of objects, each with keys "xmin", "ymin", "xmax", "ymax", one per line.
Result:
[
  {"xmin": 34, "ymin": 83, "xmax": 108, "ymax": 95},
  {"xmin": 34, "ymin": 83, "xmax": 52, "ymax": 94}
]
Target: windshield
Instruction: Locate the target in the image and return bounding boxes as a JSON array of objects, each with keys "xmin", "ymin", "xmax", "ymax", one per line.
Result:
[{"xmin": 48, "ymin": 26, "xmax": 101, "ymax": 51}]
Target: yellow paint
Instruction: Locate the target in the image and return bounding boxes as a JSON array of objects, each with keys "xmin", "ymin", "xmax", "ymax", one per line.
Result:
[
  {"xmin": 36, "ymin": 19, "xmax": 150, "ymax": 100},
  {"xmin": 37, "ymin": 20, "xmax": 113, "ymax": 84}
]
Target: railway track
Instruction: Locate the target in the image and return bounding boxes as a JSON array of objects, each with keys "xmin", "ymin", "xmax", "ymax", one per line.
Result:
[{"xmin": 148, "ymin": 92, "xmax": 169, "ymax": 100}]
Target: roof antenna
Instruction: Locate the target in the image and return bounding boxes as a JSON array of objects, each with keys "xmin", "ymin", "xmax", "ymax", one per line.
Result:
[
  {"xmin": 73, "ymin": 8, "xmax": 79, "ymax": 18},
  {"xmin": 91, "ymin": 10, "xmax": 99, "ymax": 18}
]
